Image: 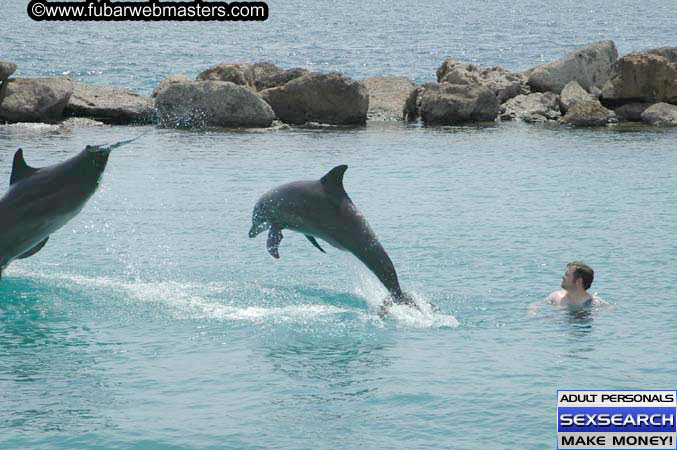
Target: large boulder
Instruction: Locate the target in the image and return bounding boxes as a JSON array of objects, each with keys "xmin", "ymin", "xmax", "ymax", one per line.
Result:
[
  {"xmin": 0, "ymin": 61, "xmax": 16, "ymax": 81},
  {"xmin": 646, "ymin": 47, "xmax": 677, "ymax": 63},
  {"xmin": 436, "ymin": 59, "xmax": 478, "ymax": 85},
  {"xmin": 436, "ymin": 59, "xmax": 526, "ymax": 103},
  {"xmin": 197, "ymin": 63, "xmax": 256, "ymax": 89},
  {"xmin": 260, "ymin": 72, "xmax": 368, "ymax": 125},
  {"xmin": 560, "ymin": 100, "xmax": 614, "ymax": 127},
  {"xmin": 407, "ymin": 82, "xmax": 498, "ymax": 125},
  {"xmin": 255, "ymin": 68, "xmax": 309, "ymax": 91},
  {"xmin": 64, "ymin": 82, "xmax": 154, "ymax": 124},
  {"xmin": 560, "ymin": 80, "xmax": 597, "ymax": 113},
  {"xmin": 0, "ymin": 60, "xmax": 17, "ymax": 104},
  {"xmin": 0, "ymin": 76, "xmax": 74, "ymax": 123},
  {"xmin": 601, "ymin": 51, "xmax": 677, "ymax": 104},
  {"xmin": 361, "ymin": 76, "xmax": 416, "ymax": 121},
  {"xmin": 403, "ymin": 85, "xmax": 424, "ymax": 121},
  {"xmin": 151, "ymin": 74, "xmax": 192, "ymax": 98},
  {"xmin": 527, "ymin": 40, "xmax": 618, "ymax": 94},
  {"xmin": 252, "ymin": 62, "xmax": 283, "ymax": 85},
  {"xmin": 155, "ymin": 80, "xmax": 274, "ymax": 128},
  {"xmin": 499, "ymin": 92, "xmax": 561, "ymax": 122},
  {"xmin": 613, "ymin": 103, "xmax": 652, "ymax": 122},
  {"xmin": 640, "ymin": 103, "xmax": 677, "ymax": 127}
]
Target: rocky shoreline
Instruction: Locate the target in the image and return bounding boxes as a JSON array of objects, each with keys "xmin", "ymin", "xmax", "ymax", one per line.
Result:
[{"xmin": 1, "ymin": 40, "xmax": 676, "ymax": 129}]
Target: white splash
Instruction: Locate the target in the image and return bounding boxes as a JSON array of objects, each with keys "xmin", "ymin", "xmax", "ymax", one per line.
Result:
[
  {"xmin": 6, "ymin": 266, "xmax": 458, "ymax": 327},
  {"xmin": 353, "ymin": 268, "xmax": 459, "ymax": 328},
  {"xmin": 0, "ymin": 122, "xmax": 60, "ymax": 132},
  {"xmin": 4, "ymin": 267, "xmax": 353, "ymax": 323}
]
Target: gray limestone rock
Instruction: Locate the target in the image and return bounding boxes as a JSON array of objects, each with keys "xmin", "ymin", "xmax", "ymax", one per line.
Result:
[
  {"xmin": 560, "ymin": 80, "xmax": 596, "ymax": 113},
  {"xmin": 151, "ymin": 74, "xmax": 192, "ymax": 98},
  {"xmin": 0, "ymin": 76, "xmax": 74, "ymax": 123},
  {"xmin": 640, "ymin": 102, "xmax": 677, "ymax": 127},
  {"xmin": 260, "ymin": 72, "xmax": 368, "ymax": 125},
  {"xmin": 527, "ymin": 40, "xmax": 618, "ymax": 94},
  {"xmin": 560, "ymin": 100, "xmax": 614, "ymax": 127},
  {"xmin": 361, "ymin": 76, "xmax": 416, "ymax": 121},
  {"xmin": 437, "ymin": 59, "xmax": 527, "ymax": 103},
  {"xmin": 416, "ymin": 82, "xmax": 499, "ymax": 124},
  {"xmin": 601, "ymin": 52, "xmax": 677, "ymax": 104},
  {"xmin": 155, "ymin": 80, "xmax": 275, "ymax": 128},
  {"xmin": 613, "ymin": 103, "xmax": 652, "ymax": 122},
  {"xmin": 499, "ymin": 92, "xmax": 561, "ymax": 122},
  {"xmin": 197, "ymin": 63, "xmax": 257, "ymax": 89},
  {"xmin": 65, "ymin": 81, "xmax": 154, "ymax": 124},
  {"xmin": 255, "ymin": 68, "xmax": 309, "ymax": 91}
]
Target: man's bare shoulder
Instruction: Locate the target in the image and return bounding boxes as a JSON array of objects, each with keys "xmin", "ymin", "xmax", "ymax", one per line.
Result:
[{"xmin": 545, "ymin": 290, "xmax": 565, "ymax": 304}]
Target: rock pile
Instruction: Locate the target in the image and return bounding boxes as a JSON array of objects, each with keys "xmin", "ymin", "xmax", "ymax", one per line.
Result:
[{"xmin": 2, "ymin": 42, "xmax": 675, "ymax": 129}]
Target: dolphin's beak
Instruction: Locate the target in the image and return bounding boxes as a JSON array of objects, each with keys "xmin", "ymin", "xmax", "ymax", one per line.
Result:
[
  {"xmin": 87, "ymin": 130, "xmax": 151, "ymax": 154},
  {"xmin": 86, "ymin": 144, "xmax": 111, "ymax": 154},
  {"xmin": 249, "ymin": 222, "xmax": 269, "ymax": 238}
]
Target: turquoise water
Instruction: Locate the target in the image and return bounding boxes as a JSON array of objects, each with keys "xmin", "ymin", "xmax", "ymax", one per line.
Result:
[
  {"xmin": 2, "ymin": 123, "xmax": 676, "ymax": 448},
  {"xmin": 2, "ymin": 0, "xmax": 677, "ymax": 448}
]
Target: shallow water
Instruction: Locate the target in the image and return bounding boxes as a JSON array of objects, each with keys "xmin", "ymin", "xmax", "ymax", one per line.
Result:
[
  {"xmin": 1, "ymin": 122, "xmax": 676, "ymax": 448},
  {"xmin": 2, "ymin": 0, "xmax": 677, "ymax": 448}
]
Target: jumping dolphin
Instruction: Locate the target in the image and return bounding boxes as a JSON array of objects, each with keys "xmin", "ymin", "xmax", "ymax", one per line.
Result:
[
  {"xmin": 249, "ymin": 165, "xmax": 416, "ymax": 309},
  {"xmin": 0, "ymin": 132, "xmax": 147, "ymax": 280}
]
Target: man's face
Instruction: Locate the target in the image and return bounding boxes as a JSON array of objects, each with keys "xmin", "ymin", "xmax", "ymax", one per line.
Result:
[{"xmin": 561, "ymin": 267, "xmax": 578, "ymax": 290}]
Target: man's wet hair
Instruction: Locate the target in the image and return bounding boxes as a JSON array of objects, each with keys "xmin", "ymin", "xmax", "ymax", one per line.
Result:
[{"xmin": 567, "ymin": 261, "xmax": 594, "ymax": 290}]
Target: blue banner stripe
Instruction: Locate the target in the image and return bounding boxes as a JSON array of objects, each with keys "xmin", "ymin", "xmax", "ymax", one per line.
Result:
[{"xmin": 558, "ymin": 407, "xmax": 677, "ymax": 432}]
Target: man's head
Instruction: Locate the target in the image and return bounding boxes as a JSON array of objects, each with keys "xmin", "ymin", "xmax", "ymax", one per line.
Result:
[{"xmin": 561, "ymin": 261, "xmax": 594, "ymax": 291}]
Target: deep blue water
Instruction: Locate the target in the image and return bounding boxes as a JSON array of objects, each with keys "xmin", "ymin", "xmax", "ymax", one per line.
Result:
[{"xmin": 2, "ymin": 1, "xmax": 677, "ymax": 449}]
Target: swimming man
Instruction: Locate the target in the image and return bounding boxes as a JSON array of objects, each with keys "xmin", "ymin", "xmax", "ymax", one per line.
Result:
[{"xmin": 545, "ymin": 261, "xmax": 608, "ymax": 307}]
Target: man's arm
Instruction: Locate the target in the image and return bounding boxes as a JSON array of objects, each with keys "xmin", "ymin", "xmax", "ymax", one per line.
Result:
[
  {"xmin": 529, "ymin": 292, "xmax": 556, "ymax": 316},
  {"xmin": 544, "ymin": 291, "xmax": 559, "ymax": 304}
]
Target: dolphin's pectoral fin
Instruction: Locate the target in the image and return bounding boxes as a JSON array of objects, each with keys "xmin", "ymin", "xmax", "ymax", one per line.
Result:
[
  {"xmin": 10, "ymin": 149, "xmax": 39, "ymax": 186},
  {"xmin": 267, "ymin": 226, "xmax": 283, "ymax": 259},
  {"xmin": 17, "ymin": 237, "xmax": 49, "ymax": 259},
  {"xmin": 305, "ymin": 235, "xmax": 326, "ymax": 253}
]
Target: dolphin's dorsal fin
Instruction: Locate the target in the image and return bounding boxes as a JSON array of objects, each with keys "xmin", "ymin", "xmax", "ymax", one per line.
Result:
[
  {"xmin": 10, "ymin": 149, "xmax": 38, "ymax": 185},
  {"xmin": 320, "ymin": 165, "xmax": 348, "ymax": 197}
]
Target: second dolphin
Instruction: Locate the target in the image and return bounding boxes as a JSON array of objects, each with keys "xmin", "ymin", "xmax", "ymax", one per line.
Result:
[{"xmin": 249, "ymin": 165, "xmax": 416, "ymax": 310}]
